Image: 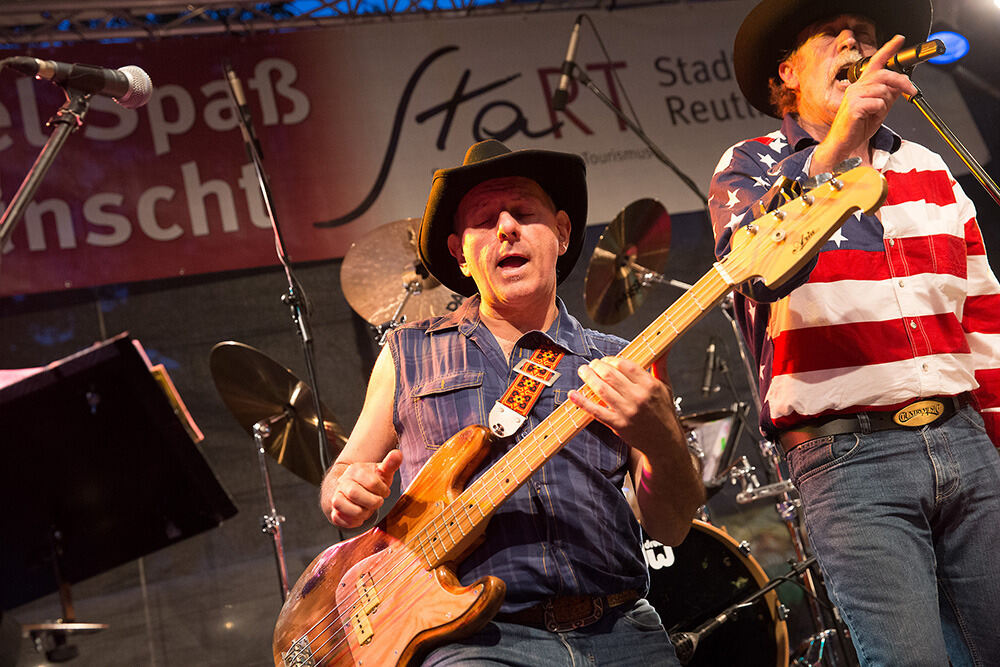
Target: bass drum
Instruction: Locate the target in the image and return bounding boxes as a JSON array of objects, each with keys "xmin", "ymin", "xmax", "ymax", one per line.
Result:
[{"xmin": 644, "ymin": 520, "xmax": 789, "ymax": 667}]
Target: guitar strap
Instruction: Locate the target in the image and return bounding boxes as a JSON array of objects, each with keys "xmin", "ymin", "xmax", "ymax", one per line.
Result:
[{"xmin": 488, "ymin": 342, "xmax": 565, "ymax": 438}]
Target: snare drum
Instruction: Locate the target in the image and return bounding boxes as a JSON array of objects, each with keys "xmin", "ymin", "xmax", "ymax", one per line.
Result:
[{"xmin": 643, "ymin": 520, "xmax": 788, "ymax": 666}]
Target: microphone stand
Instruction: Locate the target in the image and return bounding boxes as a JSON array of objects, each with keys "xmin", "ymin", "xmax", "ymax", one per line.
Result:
[
  {"xmin": 565, "ymin": 62, "xmax": 708, "ymax": 206},
  {"xmin": 670, "ymin": 556, "xmax": 815, "ymax": 664},
  {"xmin": 222, "ymin": 65, "xmax": 334, "ymax": 478},
  {"xmin": 905, "ymin": 80, "xmax": 1000, "ymax": 207},
  {"xmin": 0, "ymin": 87, "xmax": 92, "ymax": 264}
]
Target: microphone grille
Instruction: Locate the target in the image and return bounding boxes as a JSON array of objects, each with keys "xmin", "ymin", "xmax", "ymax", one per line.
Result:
[{"xmin": 115, "ymin": 65, "xmax": 153, "ymax": 109}]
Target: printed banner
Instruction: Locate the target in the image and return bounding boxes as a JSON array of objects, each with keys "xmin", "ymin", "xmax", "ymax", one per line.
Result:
[{"xmin": 0, "ymin": 1, "xmax": 985, "ymax": 296}]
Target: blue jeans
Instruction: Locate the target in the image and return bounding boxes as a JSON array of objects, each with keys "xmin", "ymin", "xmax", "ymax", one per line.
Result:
[
  {"xmin": 786, "ymin": 405, "xmax": 1000, "ymax": 666},
  {"xmin": 421, "ymin": 599, "xmax": 680, "ymax": 666}
]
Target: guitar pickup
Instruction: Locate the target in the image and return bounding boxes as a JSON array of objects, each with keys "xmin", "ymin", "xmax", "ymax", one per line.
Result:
[
  {"xmin": 356, "ymin": 571, "xmax": 381, "ymax": 615},
  {"xmin": 350, "ymin": 608, "xmax": 374, "ymax": 646}
]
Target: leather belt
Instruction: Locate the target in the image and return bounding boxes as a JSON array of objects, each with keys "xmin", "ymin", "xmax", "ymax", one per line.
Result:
[
  {"xmin": 493, "ymin": 590, "xmax": 639, "ymax": 632},
  {"xmin": 778, "ymin": 393, "xmax": 971, "ymax": 454}
]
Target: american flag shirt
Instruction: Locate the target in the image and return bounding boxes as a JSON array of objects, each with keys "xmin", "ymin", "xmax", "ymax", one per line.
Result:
[{"xmin": 709, "ymin": 114, "xmax": 1000, "ymax": 447}]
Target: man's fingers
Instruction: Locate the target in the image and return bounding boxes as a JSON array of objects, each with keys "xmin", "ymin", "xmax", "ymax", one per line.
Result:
[
  {"xmin": 865, "ymin": 34, "xmax": 906, "ymax": 74},
  {"xmin": 378, "ymin": 449, "xmax": 403, "ymax": 480}
]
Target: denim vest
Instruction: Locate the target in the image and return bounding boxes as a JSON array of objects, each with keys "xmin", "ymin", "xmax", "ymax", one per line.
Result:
[{"xmin": 387, "ymin": 296, "xmax": 648, "ymax": 613}]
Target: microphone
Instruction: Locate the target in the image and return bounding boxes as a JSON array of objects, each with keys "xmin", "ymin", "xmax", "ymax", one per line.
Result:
[
  {"xmin": 224, "ymin": 63, "xmax": 264, "ymax": 158},
  {"xmin": 670, "ymin": 632, "xmax": 698, "ymax": 664},
  {"xmin": 841, "ymin": 39, "xmax": 945, "ymax": 83},
  {"xmin": 4, "ymin": 56, "xmax": 153, "ymax": 108},
  {"xmin": 700, "ymin": 340, "xmax": 716, "ymax": 397},
  {"xmin": 552, "ymin": 15, "xmax": 583, "ymax": 111}
]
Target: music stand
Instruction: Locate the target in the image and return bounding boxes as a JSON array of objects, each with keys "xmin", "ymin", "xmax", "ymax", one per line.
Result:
[{"xmin": 0, "ymin": 333, "xmax": 237, "ymax": 659}]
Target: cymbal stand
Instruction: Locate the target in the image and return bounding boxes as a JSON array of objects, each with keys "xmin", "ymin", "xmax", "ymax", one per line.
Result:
[
  {"xmin": 374, "ymin": 278, "xmax": 422, "ymax": 347},
  {"xmin": 24, "ymin": 529, "xmax": 108, "ymax": 663},
  {"xmin": 253, "ymin": 412, "xmax": 292, "ymax": 602},
  {"xmin": 628, "ymin": 261, "xmax": 693, "ymax": 293},
  {"xmin": 719, "ymin": 296, "xmax": 857, "ymax": 665}
]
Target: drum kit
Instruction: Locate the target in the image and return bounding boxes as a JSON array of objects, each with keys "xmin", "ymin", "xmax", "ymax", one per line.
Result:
[{"xmin": 208, "ymin": 206, "xmax": 857, "ymax": 665}]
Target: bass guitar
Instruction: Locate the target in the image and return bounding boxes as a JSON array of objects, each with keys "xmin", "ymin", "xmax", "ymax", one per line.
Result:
[{"xmin": 273, "ymin": 165, "xmax": 888, "ymax": 666}]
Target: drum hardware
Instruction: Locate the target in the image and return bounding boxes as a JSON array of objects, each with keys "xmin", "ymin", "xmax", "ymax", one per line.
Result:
[
  {"xmin": 210, "ymin": 341, "xmax": 349, "ymax": 601},
  {"xmin": 792, "ymin": 628, "xmax": 839, "ymax": 666},
  {"xmin": 584, "ymin": 198, "xmax": 692, "ymax": 326},
  {"xmin": 737, "ymin": 480, "xmax": 797, "ymax": 504},
  {"xmin": 21, "ymin": 530, "xmax": 110, "ymax": 663},
  {"xmin": 340, "ymin": 218, "xmax": 465, "ymax": 344}
]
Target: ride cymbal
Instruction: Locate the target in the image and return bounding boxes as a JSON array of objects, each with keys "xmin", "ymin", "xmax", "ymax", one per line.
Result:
[
  {"xmin": 341, "ymin": 218, "xmax": 463, "ymax": 326},
  {"xmin": 209, "ymin": 341, "xmax": 346, "ymax": 486},
  {"xmin": 584, "ymin": 199, "xmax": 671, "ymax": 325}
]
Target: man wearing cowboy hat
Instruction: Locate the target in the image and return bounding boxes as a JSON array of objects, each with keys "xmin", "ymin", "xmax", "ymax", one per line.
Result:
[
  {"xmin": 708, "ymin": 0, "xmax": 1000, "ymax": 664},
  {"xmin": 320, "ymin": 139, "xmax": 703, "ymax": 664}
]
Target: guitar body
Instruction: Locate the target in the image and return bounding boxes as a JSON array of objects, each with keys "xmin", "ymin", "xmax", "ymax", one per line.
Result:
[{"xmin": 273, "ymin": 425, "xmax": 506, "ymax": 666}]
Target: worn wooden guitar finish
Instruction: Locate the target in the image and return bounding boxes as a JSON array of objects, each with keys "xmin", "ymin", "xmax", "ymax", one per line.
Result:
[{"xmin": 272, "ymin": 167, "xmax": 888, "ymax": 666}]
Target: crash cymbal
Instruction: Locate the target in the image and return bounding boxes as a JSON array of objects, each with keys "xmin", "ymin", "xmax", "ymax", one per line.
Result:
[
  {"xmin": 341, "ymin": 218, "xmax": 464, "ymax": 326},
  {"xmin": 584, "ymin": 199, "xmax": 671, "ymax": 325},
  {"xmin": 209, "ymin": 342, "xmax": 346, "ymax": 486}
]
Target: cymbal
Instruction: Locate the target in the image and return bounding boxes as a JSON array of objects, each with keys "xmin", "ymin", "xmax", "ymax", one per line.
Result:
[
  {"xmin": 341, "ymin": 218, "xmax": 464, "ymax": 326},
  {"xmin": 584, "ymin": 199, "xmax": 671, "ymax": 325},
  {"xmin": 22, "ymin": 622, "xmax": 108, "ymax": 637},
  {"xmin": 681, "ymin": 408, "xmax": 737, "ymax": 426},
  {"xmin": 209, "ymin": 342, "xmax": 346, "ymax": 486}
]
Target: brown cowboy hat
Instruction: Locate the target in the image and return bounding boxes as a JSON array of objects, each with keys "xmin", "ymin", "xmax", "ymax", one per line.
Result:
[
  {"xmin": 418, "ymin": 139, "xmax": 588, "ymax": 297},
  {"xmin": 734, "ymin": 0, "xmax": 933, "ymax": 117}
]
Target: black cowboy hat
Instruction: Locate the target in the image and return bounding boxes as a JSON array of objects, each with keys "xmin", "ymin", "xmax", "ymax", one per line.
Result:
[
  {"xmin": 734, "ymin": 0, "xmax": 933, "ymax": 117},
  {"xmin": 417, "ymin": 139, "xmax": 588, "ymax": 297}
]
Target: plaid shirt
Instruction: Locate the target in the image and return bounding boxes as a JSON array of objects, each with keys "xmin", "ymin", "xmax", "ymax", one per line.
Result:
[
  {"xmin": 387, "ymin": 296, "xmax": 648, "ymax": 613},
  {"xmin": 709, "ymin": 114, "xmax": 1000, "ymax": 445}
]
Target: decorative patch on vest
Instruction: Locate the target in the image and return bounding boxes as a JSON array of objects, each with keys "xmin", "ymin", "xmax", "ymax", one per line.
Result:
[{"xmin": 893, "ymin": 400, "xmax": 946, "ymax": 427}]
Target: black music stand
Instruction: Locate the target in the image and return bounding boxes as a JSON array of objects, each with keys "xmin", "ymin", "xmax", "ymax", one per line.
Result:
[{"xmin": 0, "ymin": 334, "xmax": 237, "ymax": 659}]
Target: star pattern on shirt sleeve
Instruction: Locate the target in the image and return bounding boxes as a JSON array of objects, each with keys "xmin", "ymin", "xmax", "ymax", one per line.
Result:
[
  {"xmin": 726, "ymin": 210, "xmax": 747, "ymax": 231},
  {"xmin": 828, "ymin": 227, "xmax": 848, "ymax": 247}
]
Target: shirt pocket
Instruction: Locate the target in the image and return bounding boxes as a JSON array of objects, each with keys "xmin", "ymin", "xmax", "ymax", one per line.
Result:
[
  {"xmin": 553, "ymin": 388, "xmax": 628, "ymax": 476},
  {"xmin": 410, "ymin": 371, "xmax": 487, "ymax": 451}
]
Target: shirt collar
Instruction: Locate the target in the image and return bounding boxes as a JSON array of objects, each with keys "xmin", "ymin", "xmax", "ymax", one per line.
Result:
[
  {"xmin": 782, "ymin": 114, "xmax": 902, "ymax": 155},
  {"xmin": 425, "ymin": 294, "xmax": 590, "ymax": 357}
]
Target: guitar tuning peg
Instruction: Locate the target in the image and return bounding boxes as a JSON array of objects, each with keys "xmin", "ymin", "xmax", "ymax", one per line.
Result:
[
  {"xmin": 833, "ymin": 156, "xmax": 862, "ymax": 176},
  {"xmin": 802, "ymin": 172, "xmax": 832, "ymax": 192},
  {"xmin": 755, "ymin": 175, "xmax": 801, "ymax": 218}
]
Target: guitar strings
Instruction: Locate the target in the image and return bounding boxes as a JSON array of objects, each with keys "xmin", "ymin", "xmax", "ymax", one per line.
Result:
[{"xmin": 285, "ymin": 273, "xmax": 731, "ymax": 664}]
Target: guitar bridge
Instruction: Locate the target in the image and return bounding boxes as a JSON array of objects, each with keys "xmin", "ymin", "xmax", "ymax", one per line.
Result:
[{"xmin": 281, "ymin": 636, "xmax": 316, "ymax": 666}]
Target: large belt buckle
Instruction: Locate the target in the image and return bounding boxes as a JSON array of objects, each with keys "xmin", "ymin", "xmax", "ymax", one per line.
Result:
[
  {"xmin": 893, "ymin": 399, "xmax": 946, "ymax": 427},
  {"xmin": 543, "ymin": 597, "xmax": 604, "ymax": 633},
  {"xmin": 513, "ymin": 358, "xmax": 560, "ymax": 386}
]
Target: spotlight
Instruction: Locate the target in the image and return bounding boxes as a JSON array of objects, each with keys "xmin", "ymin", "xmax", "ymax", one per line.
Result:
[{"xmin": 927, "ymin": 30, "xmax": 970, "ymax": 64}]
